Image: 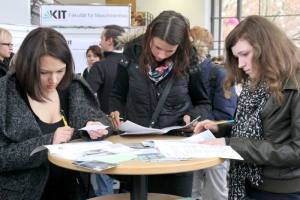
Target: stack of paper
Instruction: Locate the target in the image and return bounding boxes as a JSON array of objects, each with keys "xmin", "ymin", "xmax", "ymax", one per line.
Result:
[
  {"xmin": 153, "ymin": 141, "xmax": 243, "ymax": 160},
  {"xmin": 141, "ymin": 130, "xmax": 243, "ymax": 160},
  {"xmin": 31, "ymin": 141, "xmax": 137, "ymax": 171}
]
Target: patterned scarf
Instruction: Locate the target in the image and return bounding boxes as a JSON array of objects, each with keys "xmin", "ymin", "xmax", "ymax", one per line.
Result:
[
  {"xmin": 229, "ymin": 79, "xmax": 270, "ymax": 200},
  {"xmin": 148, "ymin": 60, "xmax": 174, "ymax": 83}
]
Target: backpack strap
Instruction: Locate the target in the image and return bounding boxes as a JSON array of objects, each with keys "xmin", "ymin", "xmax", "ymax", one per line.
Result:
[{"xmin": 149, "ymin": 76, "xmax": 175, "ymax": 128}]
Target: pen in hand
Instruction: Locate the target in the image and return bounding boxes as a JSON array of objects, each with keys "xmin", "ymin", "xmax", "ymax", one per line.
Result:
[
  {"xmin": 212, "ymin": 120, "xmax": 235, "ymax": 125},
  {"xmin": 61, "ymin": 110, "xmax": 68, "ymax": 126}
]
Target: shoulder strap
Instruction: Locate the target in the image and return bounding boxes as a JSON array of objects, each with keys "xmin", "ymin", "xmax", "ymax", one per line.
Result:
[{"xmin": 149, "ymin": 76, "xmax": 175, "ymax": 128}]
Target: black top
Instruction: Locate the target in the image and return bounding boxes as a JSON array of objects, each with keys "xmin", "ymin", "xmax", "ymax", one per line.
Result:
[
  {"xmin": 0, "ymin": 59, "xmax": 9, "ymax": 78},
  {"xmin": 33, "ymin": 114, "xmax": 64, "ymax": 134},
  {"xmin": 0, "ymin": 53, "xmax": 14, "ymax": 78}
]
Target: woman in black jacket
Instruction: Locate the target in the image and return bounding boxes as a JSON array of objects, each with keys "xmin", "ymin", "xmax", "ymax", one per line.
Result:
[
  {"xmin": 109, "ymin": 10, "xmax": 211, "ymax": 197},
  {"xmin": 195, "ymin": 15, "xmax": 300, "ymax": 200}
]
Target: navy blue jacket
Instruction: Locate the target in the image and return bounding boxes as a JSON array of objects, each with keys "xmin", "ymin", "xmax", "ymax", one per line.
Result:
[{"xmin": 199, "ymin": 58, "xmax": 237, "ymax": 120}]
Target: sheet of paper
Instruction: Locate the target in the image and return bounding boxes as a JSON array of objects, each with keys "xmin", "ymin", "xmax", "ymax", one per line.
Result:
[
  {"xmin": 153, "ymin": 141, "xmax": 243, "ymax": 160},
  {"xmin": 95, "ymin": 152, "xmax": 136, "ymax": 164},
  {"xmin": 182, "ymin": 130, "xmax": 216, "ymax": 143},
  {"xmin": 119, "ymin": 121, "xmax": 164, "ymax": 135},
  {"xmin": 141, "ymin": 130, "xmax": 215, "ymax": 148},
  {"xmin": 31, "ymin": 141, "xmax": 137, "ymax": 162},
  {"xmin": 79, "ymin": 124, "xmax": 109, "ymax": 131},
  {"xmin": 119, "ymin": 117, "xmax": 200, "ymax": 135}
]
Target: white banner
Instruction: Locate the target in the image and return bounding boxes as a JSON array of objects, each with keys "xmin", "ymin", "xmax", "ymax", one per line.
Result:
[{"xmin": 40, "ymin": 4, "xmax": 131, "ymax": 27}]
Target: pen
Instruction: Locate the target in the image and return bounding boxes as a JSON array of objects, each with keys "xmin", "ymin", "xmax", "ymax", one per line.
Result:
[
  {"xmin": 213, "ymin": 120, "xmax": 235, "ymax": 125},
  {"xmin": 61, "ymin": 110, "xmax": 68, "ymax": 126}
]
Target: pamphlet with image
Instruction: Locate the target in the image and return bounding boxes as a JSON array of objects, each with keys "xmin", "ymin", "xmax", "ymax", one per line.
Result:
[{"xmin": 73, "ymin": 160, "xmax": 118, "ymax": 171}]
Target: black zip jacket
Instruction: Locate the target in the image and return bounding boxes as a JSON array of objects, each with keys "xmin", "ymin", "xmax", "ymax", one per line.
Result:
[{"xmin": 109, "ymin": 36, "xmax": 211, "ymax": 129}]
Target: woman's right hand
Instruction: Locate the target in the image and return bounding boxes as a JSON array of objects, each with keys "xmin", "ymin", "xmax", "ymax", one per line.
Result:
[
  {"xmin": 52, "ymin": 126, "xmax": 74, "ymax": 144},
  {"xmin": 110, "ymin": 111, "xmax": 122, "ymax": 130},
  {"xmin": 194, "ymin": 120, "xmax": 219, "ymax": 134}
]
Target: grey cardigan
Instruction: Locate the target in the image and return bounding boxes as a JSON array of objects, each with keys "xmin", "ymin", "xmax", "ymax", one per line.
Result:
[{"xmin": 0, "ymin": 74, "xmax": 111, "ymax": 200}]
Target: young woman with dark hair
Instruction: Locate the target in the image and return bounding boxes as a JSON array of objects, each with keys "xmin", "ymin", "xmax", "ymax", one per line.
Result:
[
  {"xmin": 82, "ymin": 45, "xmax": 103, "ymax": 80},
  {"xmin": 0, "ymin": 27, "xmax": 111, "ymax": 200},
  {"xmin": 109, "ymin": 10, "xmax": 211, "ymax": 197}
]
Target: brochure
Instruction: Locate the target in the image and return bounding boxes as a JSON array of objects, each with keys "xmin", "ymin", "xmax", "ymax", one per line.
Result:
[
  {"xmin": 73, "ymin": 160, "xmax": 118, "ymax": 171},
  {"xmin": 119, "ymin": 116, "xmax": 200, "ymax": 135}
]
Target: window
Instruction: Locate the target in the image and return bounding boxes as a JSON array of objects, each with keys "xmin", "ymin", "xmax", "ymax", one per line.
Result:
[{"xmin": 211, "ymin": 0, "xmax": 300, "ymax": 56}]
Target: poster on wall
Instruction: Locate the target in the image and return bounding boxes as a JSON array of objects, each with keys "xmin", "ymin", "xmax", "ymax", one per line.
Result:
[
  {"xmin": 40, "ymin": 4, "xmax": 131, "ymax": 27},
  {"xmin": 0, "ymin": 23, "xmax": 103, "ymax": 74}
]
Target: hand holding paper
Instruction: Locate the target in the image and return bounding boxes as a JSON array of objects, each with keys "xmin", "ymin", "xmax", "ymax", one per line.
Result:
[
  {"xmin": 80, "ymin": 122, "xmax": 109, "ymax": 140},
  {"xmin": 79, "ymin": 124, "xmax": 109, "ymax": 131},
  {"xmin": 119, "ymin": 118, "xmax": 201, "ymax": 135}
]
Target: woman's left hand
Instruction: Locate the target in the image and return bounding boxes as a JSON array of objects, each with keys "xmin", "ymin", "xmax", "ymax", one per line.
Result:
[
  {"xmin": 86, "ymin": 121, "xmax": 108, "ymax": 140},
  {"xmin": 200, "ymin": 138, "xmax": 226, "ymax": 146},
  {"xmin": 182, "ymin": 115, "xmax": 197, "ymax": 132}
]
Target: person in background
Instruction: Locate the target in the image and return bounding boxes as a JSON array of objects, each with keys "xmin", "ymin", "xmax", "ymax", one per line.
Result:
[
  {"xmin": 211, "ymin": 55, "xmax": 225, "ymax": 65},
  {"xmin": 190, "ymin": 25, "xmax": 237, "ymax": 200},
  {"xmin": 82, "ymin": 45, "xmax": 103, "ymax": 80},
  {"xmin": 86, "ymin": 25, "xmax": 125, "ymax": 114},
  {"xmin": 194, "ymin": 15, "xmax": 300, "ymax": 200},
  {"xmin": 0, "ymin": 27, "xmax": 13, "ymax": 77},
  {"xmin": 0, "ymin": 27, "xmax": 111, "ymax": 200},
  {"xmin": 109, "ymin": 10, "xmax": 211, "ymax": 197},
  {"xmin": 86, "ymin": 25, "xmax": 125, "ymax": 197}
]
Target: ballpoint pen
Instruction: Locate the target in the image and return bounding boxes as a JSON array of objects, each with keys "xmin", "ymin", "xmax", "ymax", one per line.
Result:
[
  {"xmin": 61, "ymin": 110, "xmax": 68, "ymax": 126},
  {"xmin": 213, "ymin": 120, "xmax": 235, "ymax": 125}
]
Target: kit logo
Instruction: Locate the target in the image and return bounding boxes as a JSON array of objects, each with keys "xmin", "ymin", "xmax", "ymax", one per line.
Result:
[{"xmin": 43, "ymin": 10, "xmax": 67, "ymax": 19}]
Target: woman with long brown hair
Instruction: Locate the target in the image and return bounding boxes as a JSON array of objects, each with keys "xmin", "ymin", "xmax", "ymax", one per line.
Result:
[
  {"xmin": 194, "ymin": 15, "xmax": 300, "ymax": 199},
  {"xmin": 110, "ymin": 10, "xmax": 211, "ymax": 197}
]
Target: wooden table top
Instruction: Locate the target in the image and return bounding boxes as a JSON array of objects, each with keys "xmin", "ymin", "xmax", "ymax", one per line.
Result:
[{"xmin": 48, "ymin": 134, "xmax": 224, "ymax": 175}]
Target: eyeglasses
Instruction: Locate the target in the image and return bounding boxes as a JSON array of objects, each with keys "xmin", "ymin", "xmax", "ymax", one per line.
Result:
[{"xmin": 0, "ymin": 43, "xmax": 13, "ymax": 47}]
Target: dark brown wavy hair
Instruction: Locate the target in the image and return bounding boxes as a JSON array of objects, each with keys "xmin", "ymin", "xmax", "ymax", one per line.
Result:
[
  {"xmin": 224, "ymin": 15, "xmax": 300, "ymax": 103},
  {"xmin": 139, "ymin": 10, "xmax": 192, "ymax": 76}
]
